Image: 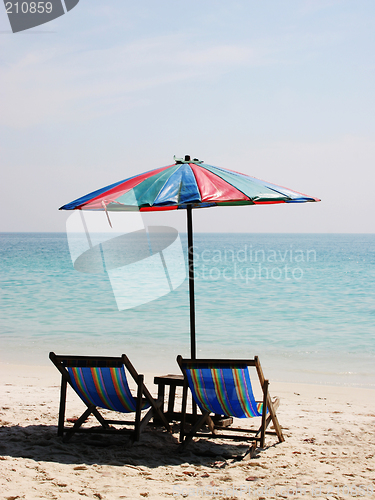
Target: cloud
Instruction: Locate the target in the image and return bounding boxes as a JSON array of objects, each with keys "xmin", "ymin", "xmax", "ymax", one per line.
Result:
[{"xmin": 0, "ymin": 34, "xmax": 268, "ymax": 128}]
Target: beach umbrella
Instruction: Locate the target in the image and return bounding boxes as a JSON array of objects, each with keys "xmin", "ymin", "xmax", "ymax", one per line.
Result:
[{"xmin": 60, "ymin": 155, "xmax": 320, "ymax": 359}]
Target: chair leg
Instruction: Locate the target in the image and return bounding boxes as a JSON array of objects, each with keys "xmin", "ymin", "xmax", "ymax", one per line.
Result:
[
  {"xmin": 263, "ymin": 397, "xmax": 280, "ymax": 431},
  {"xmin": 139, "ymin": 406, "xmax": 155, "ymax": 435},
  {"xmin": 255, "ymin": 358, "xmax": 284, "ymax": 444},
  {"xmin": 136, "ymin": 377, "xmax": 171, "ymax": 433},
  {"xmin": 148, "ymin": 397, "xmax": 171, "ymax": 433},
  {"xmin": 92, "ymin": 407, "xmax": 110, "ymax": 429},
  {"xmin": 180, "ymin": 381, "xmax": 189, "ymax": 443},
  {"xmin": 138, "ymin": 396, "xmax": 169, "ymax": 436},
  {"xmin": 63, "ymin": 406, "xmax": 93, "ymax": 442},
  {"xmin": 179, "ymin": 411, "xmax": 210, "ymax": 450},
  {"xmin": 134, "ymin": 375, "xmax": 144, "ymax": 441},
  {"xmin": 58, "ymin": 375, "xmax": 67, "ymax": 437},
  {"xmin": 207, "ymin": 415, "xmax": 216, "ymax": 434},
  {"xmin": 260, "ymin": 380, "xmax": 268, "ymax": 448},
  {"xmin": 268, "ymin": 396, "xmax": 284, "ymax": 443}
]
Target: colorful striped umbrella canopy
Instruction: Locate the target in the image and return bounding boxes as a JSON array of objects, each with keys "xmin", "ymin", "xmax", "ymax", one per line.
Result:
[{"xmin": 60, "ymin": 156, "xmax": 320, "ymax": 358}]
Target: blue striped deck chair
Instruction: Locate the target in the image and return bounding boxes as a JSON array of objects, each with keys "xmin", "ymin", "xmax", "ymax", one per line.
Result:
[
  {"xmin": 177, "ymin": 356, "xmax": 284, "ymax": 455},
  {"xmin": 50, "ymin": 352, "xmax": 170, "ymax": 442}
]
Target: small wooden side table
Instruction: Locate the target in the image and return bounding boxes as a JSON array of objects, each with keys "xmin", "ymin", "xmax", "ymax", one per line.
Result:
[
  {"xmin": 153, "ymin": 374, "xmax": 233, "ymax": 427},
  {"xmin": 153, "ymin": 374, "xmax": 185, "ymax": 422}
]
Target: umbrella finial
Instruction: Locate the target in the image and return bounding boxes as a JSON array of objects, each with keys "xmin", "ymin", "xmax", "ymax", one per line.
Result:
[{"xmin": 173, "ymin": 155, "xmax": 204, "ymax": 165}]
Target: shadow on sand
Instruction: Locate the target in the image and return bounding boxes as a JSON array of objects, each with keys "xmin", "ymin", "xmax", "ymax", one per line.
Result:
[{"xmin": 0, "ymin": 423, "xmax": 260, "ymax": 468}]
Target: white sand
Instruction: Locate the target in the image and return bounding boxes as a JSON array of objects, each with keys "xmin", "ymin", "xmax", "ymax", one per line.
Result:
[{"xmin": 0, "ymin": 364, "xmax": 375, "ymax": 500}]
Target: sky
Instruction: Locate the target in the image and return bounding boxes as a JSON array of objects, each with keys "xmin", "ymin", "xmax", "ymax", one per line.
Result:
[{"xmin": 1, "ymin": 0, "xmax": 374, "ymax": 233}]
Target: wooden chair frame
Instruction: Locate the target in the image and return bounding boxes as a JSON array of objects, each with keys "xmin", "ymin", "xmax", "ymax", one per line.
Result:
[
  {"xmin": 177, "ymin": 355, "xmax": 284, "ymax": 454},
  {"xmin": 50, "ymin": 352, "xmax": 171, "ymax": 442}
]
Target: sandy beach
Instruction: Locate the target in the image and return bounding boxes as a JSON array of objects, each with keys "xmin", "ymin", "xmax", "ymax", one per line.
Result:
[{"xmin": 0, "ymin": 364, "xmax": 374, "ymax": 500}]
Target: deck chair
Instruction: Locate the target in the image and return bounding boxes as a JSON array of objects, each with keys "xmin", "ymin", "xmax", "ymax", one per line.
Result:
[
  {"xmin": 177, "ymin": 355, "xmax": 284, "ymax": 455},
  {"xmin": 50, "ymin": 352, "xmax": 171, "ymax": 442}
]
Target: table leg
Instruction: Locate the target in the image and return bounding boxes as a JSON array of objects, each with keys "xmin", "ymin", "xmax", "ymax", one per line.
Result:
[
  {"xmin": 157, "ymin": 384, "xmax": 165, "ymax": 415},
  {"xmin": 167, "ymin": 385, "xmax": 176, "ymax": 415}
]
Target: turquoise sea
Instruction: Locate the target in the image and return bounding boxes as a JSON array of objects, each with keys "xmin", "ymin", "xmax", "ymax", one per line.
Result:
[{"xmin": 1, "ymin": 232, "xmax": 374, "ymax": 387}]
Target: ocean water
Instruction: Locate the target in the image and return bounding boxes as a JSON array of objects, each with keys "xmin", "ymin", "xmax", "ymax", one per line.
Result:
[{"xmin": 0, "ymin": 232, "xmax": 374, "ymax": 388}]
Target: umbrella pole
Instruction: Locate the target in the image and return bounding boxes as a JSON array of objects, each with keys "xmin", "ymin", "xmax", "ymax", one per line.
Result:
[{"xmin": 187, "ymin": 205, "xmax": 196, "ymax": 360}]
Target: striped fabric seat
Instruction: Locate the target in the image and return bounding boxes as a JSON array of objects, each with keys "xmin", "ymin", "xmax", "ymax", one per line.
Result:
[
  {"xmin": 183, "ymin": 364, "xmax": 263, "ymax": 418},
  {"xmin": 177, "ymin": 356, "xmax": 284, "ymax": 454},
  {"xmin": 50, "ymin": 353, "xmax": 170, "ymax": 442},
  {"xmin": 67, "ymin": 366, "xmax": 150, "ymax": 413}
]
